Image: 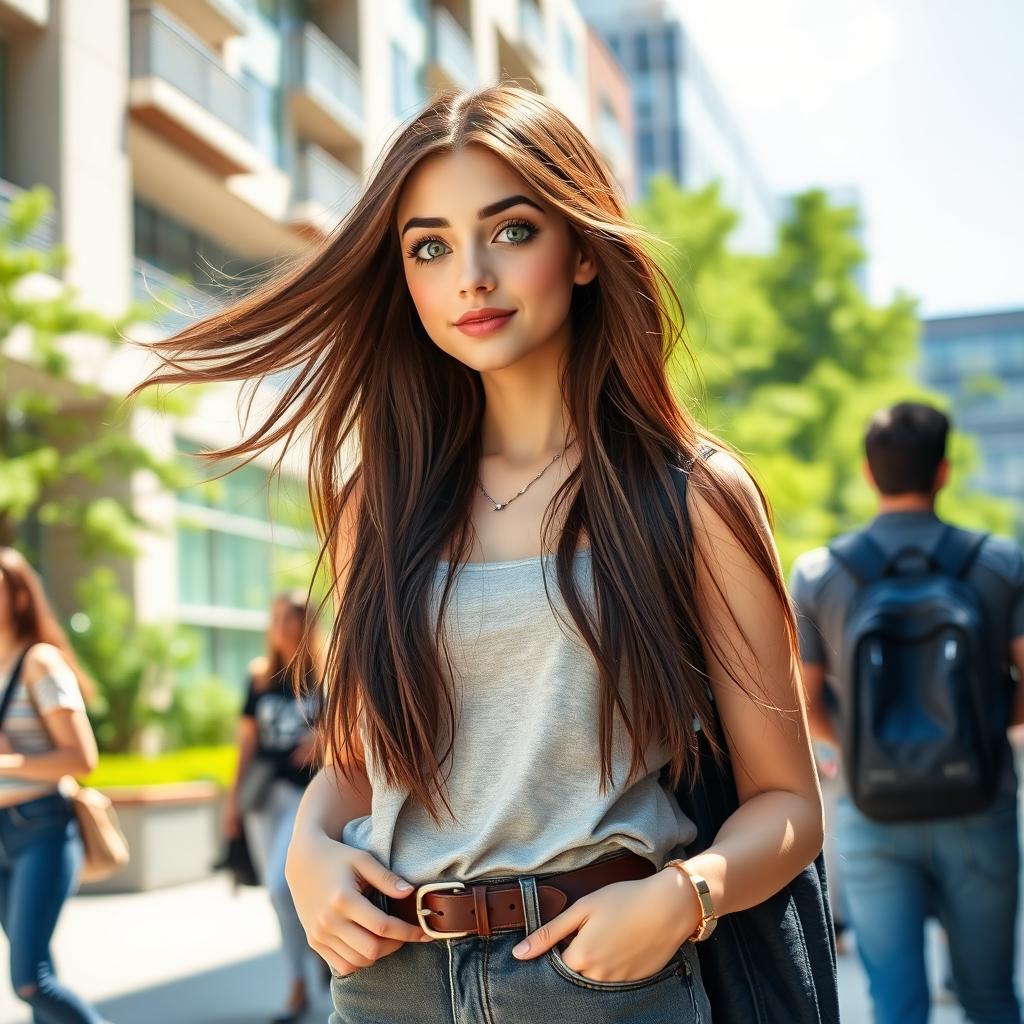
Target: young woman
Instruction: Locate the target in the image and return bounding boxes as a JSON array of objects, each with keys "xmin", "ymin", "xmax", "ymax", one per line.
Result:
[
  {"xmin": 132, "ymin": 85, "xmax": 825, "ymax": 1023},
  {"xmin": 0, "ymin": 547, "xmax": 109, "ymax": 1024},
  {"xmin": 224, "ymin": 591, "xmax": 325, "ymax": 1024}
]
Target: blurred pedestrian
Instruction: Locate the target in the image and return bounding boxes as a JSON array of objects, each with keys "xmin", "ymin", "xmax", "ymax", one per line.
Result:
[
  {"xmin": 790, "ymin": 401, "xmax": 1024, "ymax": 1024},
  {"xmin": 0, "ymin": 547, "xmax": 111, "ymax": 1024},
  {"xmin": 224, "ymin": 591, "xmax": 325, "ymax": 1024}
]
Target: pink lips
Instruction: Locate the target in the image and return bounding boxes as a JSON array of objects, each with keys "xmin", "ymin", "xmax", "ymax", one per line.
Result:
[{"xmin": 453, "ymin": 307, "xmax": 516, "ymax": 337}]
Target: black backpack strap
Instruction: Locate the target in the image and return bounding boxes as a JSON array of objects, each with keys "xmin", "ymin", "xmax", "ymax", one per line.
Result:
[
  {"xmin": 931, "ymin": 524, "xmax": 988, "ymax": 579},
  {"xmin": 0, "ymin": 646, "xmax": 31, "ymax": 730},
  {"xmin": 828, "ymin": 531, "xmax": 889, "ymax": 585}
]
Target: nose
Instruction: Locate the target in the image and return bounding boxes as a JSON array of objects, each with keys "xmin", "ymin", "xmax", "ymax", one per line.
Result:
[{"xmin": 457, "ymin": 245, "xmax": 496, "ymax": 297}]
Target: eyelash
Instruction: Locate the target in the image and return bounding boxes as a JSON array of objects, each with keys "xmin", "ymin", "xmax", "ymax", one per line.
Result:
[{"xmin": 405, "ymin": 218, "xmax": 539, "ymax": 264}]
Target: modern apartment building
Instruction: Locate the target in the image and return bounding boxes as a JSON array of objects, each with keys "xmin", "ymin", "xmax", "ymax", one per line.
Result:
[
  {"xmin": 0, "ymin": 0, "xmax": 633, "ymax": 690},
  {"xmin": 578, "ymin": 0, "xmax": 778, "ymax": 252},
  {"xmin": 921, "ymin": 308, "xmax": 1024, "ymax": 520}
]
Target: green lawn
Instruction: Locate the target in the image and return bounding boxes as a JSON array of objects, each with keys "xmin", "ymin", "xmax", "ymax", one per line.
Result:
[{"xmin": 84, "ymin": 746, "xmax": 238, "ymax": 790}]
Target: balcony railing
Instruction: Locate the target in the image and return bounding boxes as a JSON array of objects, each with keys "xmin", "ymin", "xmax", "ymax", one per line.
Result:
[
  {"xmin": 294, "ymin": 144, "xmax": 359, "ymax": 215},
  {"xmin": 0, "ymin": 178, "xmax": 57, "ymax": 254},
  {"xmin": 130, "ymin": 6, "xmax": 253, "ymax": 140},
  {"xmin": 288, "ymin": 22, "xmax": 363, "ymax": 136},
  {"xmin": 429, "ymin": 5, "xmax": 476, "ymax": 91}
]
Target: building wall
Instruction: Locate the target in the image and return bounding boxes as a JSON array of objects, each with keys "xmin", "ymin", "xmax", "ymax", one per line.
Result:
[
  {"xmin": 579, "ymin": 0, "xmax": 778, "ymax": 253},
  {"xmin": 921, "ymin": 309, "xmax": 1024, "ymax": 516},
  {"xmin": 585, "ymin": 25, "xmax": 635, "ymax": 203}
]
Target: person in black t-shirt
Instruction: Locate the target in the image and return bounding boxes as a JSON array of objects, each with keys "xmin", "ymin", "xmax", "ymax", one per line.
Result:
[{"xmin": 224, "ymin": 591, "xmax": 324, "ymax": 1024}]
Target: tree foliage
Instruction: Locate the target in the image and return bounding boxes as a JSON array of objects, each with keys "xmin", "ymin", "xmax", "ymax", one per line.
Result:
[{"xmin": 634, "ymin": 178, "xmax": 1013, "ymax": 568}]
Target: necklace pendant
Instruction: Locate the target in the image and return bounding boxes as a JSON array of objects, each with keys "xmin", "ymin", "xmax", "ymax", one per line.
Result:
[{"xmin": 494, "ymin": 502, "xmax": 504, "ymax": 511}]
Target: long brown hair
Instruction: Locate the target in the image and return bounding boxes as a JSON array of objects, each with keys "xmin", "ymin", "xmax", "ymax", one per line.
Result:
[
  {"xmin": 0, "ymin": 547, "xmax": 96, "ymax": 702},
  {"xmin": 128, "ymin": 85, "xmax": 797, "ymax": 818}
]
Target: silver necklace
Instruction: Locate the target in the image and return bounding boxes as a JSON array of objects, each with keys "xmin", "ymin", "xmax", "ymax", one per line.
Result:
[{"xmin": 478, "ymin": 447, "xmax": 566, "ymax": 511}]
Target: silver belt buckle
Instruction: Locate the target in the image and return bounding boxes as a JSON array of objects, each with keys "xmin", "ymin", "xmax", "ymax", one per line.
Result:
[{"xmin": 415, "ymin": 881, "xmax": 470, "ymax": 940}]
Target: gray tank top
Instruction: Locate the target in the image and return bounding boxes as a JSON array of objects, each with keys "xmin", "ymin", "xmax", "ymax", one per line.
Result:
[{"xmin": 341, "ymin": 548, "xmax": 698, "ymax": 884}]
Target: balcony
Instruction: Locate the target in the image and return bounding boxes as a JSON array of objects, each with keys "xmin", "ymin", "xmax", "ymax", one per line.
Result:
[
  {"xmin": 287, "ymin": 23, "xmax": 363, "ymax": 159},
  {"xmin": 290, "ymin": 144, "xmax": 360, "ymax": 239},
  {"xmin": 128, "ymin": 6, "xmax": 263, "ymax": 176},
  {"xmin": 426, "ymin": 5, "xmax": 476, "ymax": 93},
  {"xmin": 132, "ymin": 258, "xmax": 221, "ymax": 337},
  {"xmin": 151, "ymin": 0, "xmax": 248, "ymax": 48},
  {"xmin": 0, "ymin": 178, "xmax": 57, "ymax": 253}
]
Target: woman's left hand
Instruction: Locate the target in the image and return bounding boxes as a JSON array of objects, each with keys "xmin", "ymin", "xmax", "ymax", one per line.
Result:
[
  {"xmin": 0, "ymin": 734, "xmax": 13, "ymax": 755},
  {"xmin": 512, "ymin": 866, "xmax": 701, "ymax": 983}
]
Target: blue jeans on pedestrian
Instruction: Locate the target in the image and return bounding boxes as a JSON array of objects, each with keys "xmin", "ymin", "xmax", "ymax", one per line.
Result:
[
  {"xmin": 0, "ymin": 791, "xmax": 106, "ymax": 1024},
  {"xmin": 327, "ymin": 865, "xmax": 712, "ymax": 1024},
  {"xmin": 837, "ymin": 791, "xmax": 1022, "ymax": 1024}
]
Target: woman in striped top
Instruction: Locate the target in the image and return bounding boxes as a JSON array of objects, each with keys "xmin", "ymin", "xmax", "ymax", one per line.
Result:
[{"xmin": 0, "ymin": 547, "xmax": 110, "ymax": 1024}]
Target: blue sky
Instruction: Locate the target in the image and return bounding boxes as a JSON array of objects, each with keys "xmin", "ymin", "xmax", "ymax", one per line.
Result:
[{"xmin": 680, "ymin": 0, "xmax": 1023, "ymax": 319}]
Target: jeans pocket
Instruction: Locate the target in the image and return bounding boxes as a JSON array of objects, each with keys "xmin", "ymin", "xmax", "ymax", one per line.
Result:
[{"xmin": 545, "ymin": 941, "xmax": 689, "ymax": 992}]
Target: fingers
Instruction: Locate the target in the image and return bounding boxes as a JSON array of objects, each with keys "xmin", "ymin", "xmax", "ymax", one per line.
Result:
[
  {"xmin": 350, "ymin": 850, "xmax": 417, "ymax": 900},
  {"xmin": 512, "ymin": 903, "xmax": 587, "ymax": 960},
  {"xmin": 335, "ymin": 882, "xmax": 430, "ymax": 944}
]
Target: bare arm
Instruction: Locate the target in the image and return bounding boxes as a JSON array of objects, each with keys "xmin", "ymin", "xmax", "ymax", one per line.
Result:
[
  {"xmin": 799, "ymin": 661, "xmax": 841, "ymax": 749},
  {"xmin": 679, "ymin": 453, "xmax": 825, "ymax": 919},
  {"xmin": 0, "ymin": 645, "xmax": 97, "ymax": 780}
]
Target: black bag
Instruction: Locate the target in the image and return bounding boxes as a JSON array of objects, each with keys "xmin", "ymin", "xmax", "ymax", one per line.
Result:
[
  {"xmin": 212, "ymin": 822, "xmax": 261, "ymax": 889},
  {"xmin": 670, "ymin": 456, "xmax": 840, "ymax": 1024},
  {"xmin": 828, "ymin": 525, "xmax": 1010, "ymax": 822}
]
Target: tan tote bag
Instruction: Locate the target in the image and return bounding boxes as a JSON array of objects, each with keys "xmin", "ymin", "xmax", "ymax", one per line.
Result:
[{"xmin": 16, "ymin": 659, "xmax": 131, "ymax": 883}]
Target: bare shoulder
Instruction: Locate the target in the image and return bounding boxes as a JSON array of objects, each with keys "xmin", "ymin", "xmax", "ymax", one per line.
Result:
[
  {"xmin": 686, "ymin": 448, "xmax": 769, "ymax": 552},
  {"xmin": 21, "ymin": 642, "xmax": 72, "ymax": 685}
]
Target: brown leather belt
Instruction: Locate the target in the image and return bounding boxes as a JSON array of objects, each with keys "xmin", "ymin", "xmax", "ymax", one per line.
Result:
[{"xmin": 382, "ymin": 850, "xmax": 656, "ymax": 939}]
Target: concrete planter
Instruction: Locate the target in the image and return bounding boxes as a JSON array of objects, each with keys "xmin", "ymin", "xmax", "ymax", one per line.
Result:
[{"xmin": 78, "ymin": 781, "xmax": 223, "ymax": 894}]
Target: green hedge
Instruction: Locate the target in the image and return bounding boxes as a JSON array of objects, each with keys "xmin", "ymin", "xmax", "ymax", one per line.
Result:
[{"xmin": 83, "ymin": 746, "xmax": 238, "ymax": 790}]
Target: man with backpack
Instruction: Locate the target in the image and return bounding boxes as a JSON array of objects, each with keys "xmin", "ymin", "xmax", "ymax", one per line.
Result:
[{"xmin": 790, "ymin": 401, "xmax": 1024, "ymax": 1024}]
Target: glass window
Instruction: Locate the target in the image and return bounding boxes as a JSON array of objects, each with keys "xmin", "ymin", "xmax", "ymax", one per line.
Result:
[
  {"xmin": 391, "ymin": 40, "xmax": 422, "ymax": 117},
  {"xmin": 178, "ymin": 525, "xmax": 213, "ymax": 606},
  {"xmin": 635, "ymin": 33, "xmax": 650, "ymax": 73}
]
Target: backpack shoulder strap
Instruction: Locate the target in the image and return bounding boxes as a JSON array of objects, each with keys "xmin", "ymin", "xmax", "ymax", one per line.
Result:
[
  {"xmin": 0, "ymin": 646, "xmax": 32, "ymax": 731},
  {"xmin": 827, "ymin": 530, "xmax": 889, "ymax": 585},
  {"xmin": 931, "ymin": 524, "xmax": 989, "ymax": 579}
]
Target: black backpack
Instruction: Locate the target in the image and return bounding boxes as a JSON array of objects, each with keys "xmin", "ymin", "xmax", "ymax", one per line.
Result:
[{"xmin": 828, "ymin": 523, "xmax": 1011, "ymax": 822}]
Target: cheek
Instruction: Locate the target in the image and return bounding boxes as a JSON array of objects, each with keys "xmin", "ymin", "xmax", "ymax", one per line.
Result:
[
  {"xmin": 510, "ymin": 241, "xmax": 575, "ymax": 310},
  {"xmin": 405, "ymin": 270, "xmax": 446, "ymax": 328}
]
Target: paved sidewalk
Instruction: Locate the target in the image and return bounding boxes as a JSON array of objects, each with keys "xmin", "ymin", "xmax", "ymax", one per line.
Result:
[{"xmin": 0, "ymin": 870, "xmax": 1012, "ymax": 1023}]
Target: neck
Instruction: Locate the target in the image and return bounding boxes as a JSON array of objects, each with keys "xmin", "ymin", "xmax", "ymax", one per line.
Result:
[
  {"xmin": 478, "ymin": 328, "xmax": 571, "ymax": 461},
  {"xmin": 876, "ymin": 493, "xmax": 936, "ymax": 515}
]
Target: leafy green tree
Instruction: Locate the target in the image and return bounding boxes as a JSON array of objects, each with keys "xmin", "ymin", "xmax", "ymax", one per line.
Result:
[
  {"xmin": 0, "ymin": 186, "xmax": 186, "ymax": 556},
  {"xmin": 634, "ymin": 179, "xmax": 1013, "ymax": 568}
]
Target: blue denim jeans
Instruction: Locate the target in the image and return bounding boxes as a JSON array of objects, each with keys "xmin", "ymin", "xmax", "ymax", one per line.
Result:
[
  {"xmin": 328, "ymin": 869, "xmax": 712, "ymax": 1023},
  {"xmin": 0, "ymin": 792, "xmax": 106, "ymax": 1024},
  {"xmin": 837, "ymin": 791, "xmax": 1022, "ymax": 1024}
]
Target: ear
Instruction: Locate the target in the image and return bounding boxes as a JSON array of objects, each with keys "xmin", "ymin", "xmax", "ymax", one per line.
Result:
[
  {"xmin": 933, "ymin": 458, "xmax": 951, "ymax": 493},
  {"xmin": 861, "ymin": 459, "xmax": 877, "ymax": 492},
  {"xmin": 572, "ymin": 243, "xmax": 597, "ymax": 286}
]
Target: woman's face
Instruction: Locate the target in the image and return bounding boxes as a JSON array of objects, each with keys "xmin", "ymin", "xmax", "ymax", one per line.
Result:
[
  {"xmin": 396, "ymin": 143, "xmax": 596, "ymax": 373},
  {"xmin": 269, "ymin": 601, "xmax": 303, "ymax": 655}
]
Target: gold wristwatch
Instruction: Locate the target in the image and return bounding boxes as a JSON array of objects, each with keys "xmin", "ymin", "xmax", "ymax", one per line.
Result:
[{"xmin": 664, "ymin": 858, "xmax": 718, "ymax": 942}]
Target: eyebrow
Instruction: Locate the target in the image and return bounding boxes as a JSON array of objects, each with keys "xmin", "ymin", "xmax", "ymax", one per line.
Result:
[{"xmin": 400, "ymin": 194, "xmax": 544, "ymax": 237}]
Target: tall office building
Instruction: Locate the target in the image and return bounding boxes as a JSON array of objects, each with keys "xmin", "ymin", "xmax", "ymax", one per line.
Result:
[
  {"xmin": 0, "ymin": 0, "xmax": 633, "ymax": 687},
  {"xmin": 921, "ymin": 309, "xmax": 1024, "ymax": 520},
  {"xmin": 579, "ymin": 0, "xmax": 778, "ymax": 252}
]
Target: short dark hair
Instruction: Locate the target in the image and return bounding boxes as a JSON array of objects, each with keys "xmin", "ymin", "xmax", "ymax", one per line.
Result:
[{"xmin": 864, "ymin": 401, "xmax": 950, "ymax": 495}]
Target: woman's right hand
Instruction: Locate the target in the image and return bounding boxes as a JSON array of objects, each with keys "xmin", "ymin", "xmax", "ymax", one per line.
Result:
[
  {"xmin": 285, "ymin": 830, "xmax": 431, "ymax": 977},
  {"xmin": 222, "ymin": 793, "xmax": 241, "ymax": 839}
]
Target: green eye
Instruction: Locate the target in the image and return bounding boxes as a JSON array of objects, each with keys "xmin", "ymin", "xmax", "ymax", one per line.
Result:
[
  {"xmin": 498, "ymin": 222, "xmax": 534, "ymax": 245},
  {"xmin": 415, "ymin": 239, "xmax": 449, "ymax": 261}
]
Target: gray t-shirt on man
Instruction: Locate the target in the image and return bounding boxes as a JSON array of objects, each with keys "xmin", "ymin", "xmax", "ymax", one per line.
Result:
[{"xmin": 789, "ymin": 509, "xmax": 1024, "ymax": 799}]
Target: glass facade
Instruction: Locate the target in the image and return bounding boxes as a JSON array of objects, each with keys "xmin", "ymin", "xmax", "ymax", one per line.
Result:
[
  {"xmin": 175, "ymin": 438, "xmax": 317, "ymax": 690},
  {"xmin": 922, "ymin": 313, "xmax": 1024, "ymax": 507},
  {"xmin": 391, "ymin": 40, "xmax": 423, "ymax": 117}
]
